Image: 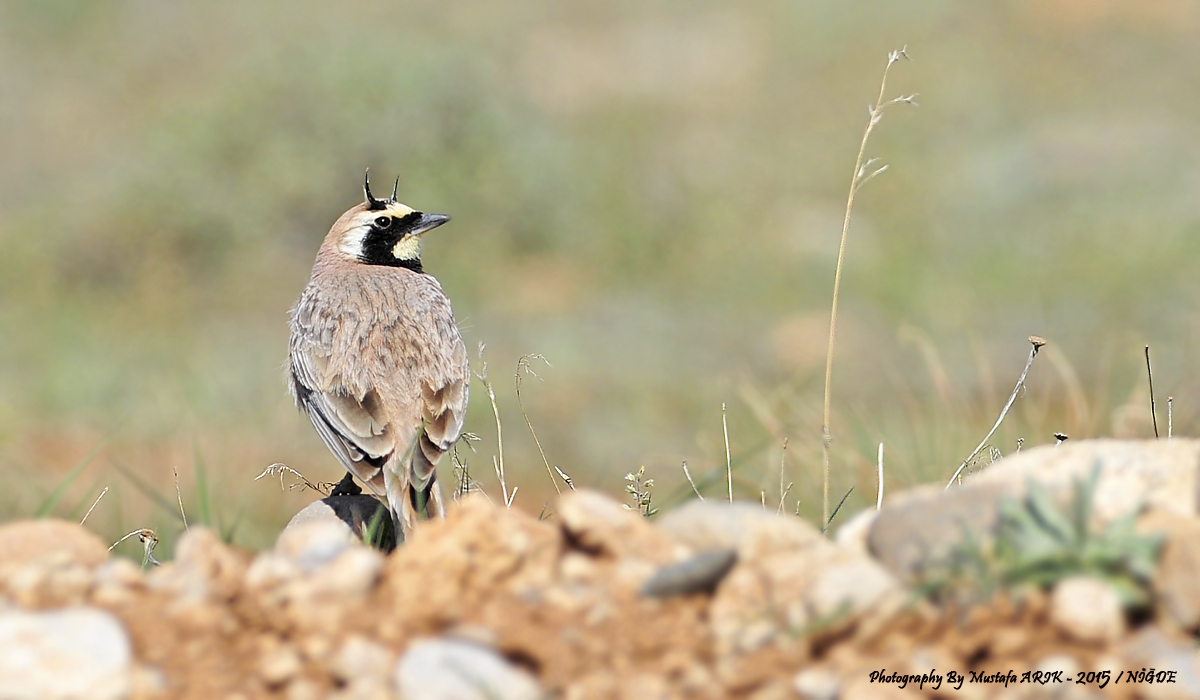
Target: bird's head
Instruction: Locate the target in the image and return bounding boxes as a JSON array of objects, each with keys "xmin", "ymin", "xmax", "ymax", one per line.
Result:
[{"xmin": 329, "ymin": 170, "xmax": 451, "ymax": 272}]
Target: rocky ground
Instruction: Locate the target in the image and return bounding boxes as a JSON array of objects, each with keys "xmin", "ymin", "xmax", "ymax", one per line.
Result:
[{"xmin": 2, "ymin": 439, "xmax": 1200, "ymax": 699}]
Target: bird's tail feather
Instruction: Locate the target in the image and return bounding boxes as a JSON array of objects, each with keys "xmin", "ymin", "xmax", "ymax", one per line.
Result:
[{"xmin": 385, "ymin": 427, "xmax": 449, "ymax": 540}]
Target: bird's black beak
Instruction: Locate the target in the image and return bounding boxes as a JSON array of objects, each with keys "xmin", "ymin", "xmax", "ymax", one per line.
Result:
[{"xmin": 413, "ymin": 213, "xmax": 451, "ymax": 235}]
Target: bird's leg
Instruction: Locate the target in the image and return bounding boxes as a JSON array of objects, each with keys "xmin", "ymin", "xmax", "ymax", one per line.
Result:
[{"xmin": 329, "ymin": 471, "xmax": 363, "ymax": 497}]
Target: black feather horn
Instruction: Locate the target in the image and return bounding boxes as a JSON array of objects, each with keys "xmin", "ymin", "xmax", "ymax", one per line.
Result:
[
  {"xmin": 363, "ymin": 169, "xmax": 386, "ymax": 210},
  {"xmin": 390, "ymin": 175, "xmax": 400, "ymax": 203}
]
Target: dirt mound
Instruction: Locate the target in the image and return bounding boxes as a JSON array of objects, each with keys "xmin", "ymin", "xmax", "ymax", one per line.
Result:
[{"xmin": 3, "ymin": 440, "xmax": 1200, "ymax": 699}]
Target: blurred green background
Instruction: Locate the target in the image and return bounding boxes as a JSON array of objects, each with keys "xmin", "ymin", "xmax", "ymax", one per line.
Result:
[{"xmin": 2, "ymin": 0, "xmax": 1199, "ymax": 553}]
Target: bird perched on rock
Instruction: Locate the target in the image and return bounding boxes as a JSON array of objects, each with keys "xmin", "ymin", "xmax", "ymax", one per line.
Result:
[{"xmin": 287, "ymin": 172, "xmax": 469, "ymax": 540}]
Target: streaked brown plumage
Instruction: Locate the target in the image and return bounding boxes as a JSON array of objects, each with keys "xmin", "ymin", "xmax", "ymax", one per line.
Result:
[{"xmin": 287, "ymin": 173, "xmax": 469, "ymax": 539}]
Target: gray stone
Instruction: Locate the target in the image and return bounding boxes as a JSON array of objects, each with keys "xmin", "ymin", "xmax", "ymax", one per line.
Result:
[
  {"xmin": 394, "ymin": 638, "xmax": 542, "ymax": 700},
  {"xmin": 833, "ymin": 508, "xmax": 876, "ymax": 554},
  {"xmin": 276, "ymin": 519, "xmax": 357, "ymax": 573},
  {"xmin": 709, "ymin": 535, "xmax": 904, "ymax": 658},
  {"xmin": 557, "ymin": 489, "xmax": 675, "ymax": 562},
  {"xmin": 170, "ymin": 527, "xmax": 247, "ymax": 600},
  {"xmin": 869, "ymin": 438, "xmax": 1200, "ymax": 581},
  {"xmin": 1119, "ymin": 627, "xmax": 1200, "ymax": 699},
  {"xmin": 1050, "ymin": 576, "xmax": 1125, "ymax": 644},
  {"xmin": 0, "ymin": 520, "xmax": 110, "ymax": 570},
  {"xmin": 285, "ymin": 495, "xmax": 396, "ymax": 553},
  {"xmin": 329, "ymin": 635, "xmax": 394, "ymax": 685},
  {"xmin": 1141, "ymin": 510, "xmax": 1200, "ymax": 630},
  {"xmin": 640, "ymin": 548, "xmax": 737, "ymax": 598},
  {"xmin": 0, "ymin": 606, "xmax": 131, "ymax": 699},
  {"xmin": 656, "ymin": 499, "xmax": 823, "ymax": 562},
  {"xmin": 809, "ymin": 556, "xmax": 899, "ymax": 621}
]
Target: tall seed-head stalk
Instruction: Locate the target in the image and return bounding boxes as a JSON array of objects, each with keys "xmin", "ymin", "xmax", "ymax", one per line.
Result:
[{"xmin": 821, "ymin": 48, "xmax": 916, "ymax": 524}]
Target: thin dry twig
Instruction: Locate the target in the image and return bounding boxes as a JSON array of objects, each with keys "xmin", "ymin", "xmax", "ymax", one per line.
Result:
[
  {"xmin": 946, "ymin": 336, "xmax": 1045, "ymax": 488},
  {"xmin": 173, "ymin": 466, "xmax": 189, "ymax": 530},
  {"xmin": 822, "ymin": 47, "xmax": 916, "ymax": 523},
  {"xmin": 516, "ymin": 354, "xmax": 563, "ymax": 493},
  {"xmin": 682, "ymin": 461, "xmax": 704, "ymax": 501},
  {"xmin": 452, "ymin": 433, "xmax": 482, "ymax": 496},
  {"xmin": 1145, "ymin": 345, "xmax": 1159, "ymax": 438},
  {"xmin": 777, "ymin": 482, "xmax": 793, "ymax": 516},
  {"xmin": 452, "ymin": 436, "xmax": 493, "ymax": 504},
  {"xmin": 79, "ymin": 487, "xmax": 108, "ymax": 527},
  {"xmin": 722, "ymin": 403, "xmax": 732, "ymax": 503},
  {"xmin": 494, "ymin": 457, "xmax": 516, "ymax": 507},
  {"xmin": 475, "ymin": 344, "xmax": 515, "ymax": 508},
  {"xmin": 778, "ymin": 437, "xmax": 789, "ymax": 513},
  {"xmin": 254, "ymin": 463, "xmax": 332, "ymax": 495}
]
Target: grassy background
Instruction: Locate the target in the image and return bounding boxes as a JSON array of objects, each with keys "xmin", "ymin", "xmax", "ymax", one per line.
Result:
[{"xmin": 2, "ymin": 0, "xmax": 1200, "ymax": 554}]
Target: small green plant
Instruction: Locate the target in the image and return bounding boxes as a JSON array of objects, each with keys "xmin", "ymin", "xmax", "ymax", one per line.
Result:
[
  {"xmin": 928, "ymin": 465, "xmax": 1163, "ymax": 608},
  {"xmin": 624, "ymin": 466, "xmax": 658, "ymax": 517},
  {"xmin": 361, "ymin": 506, "xmax": 394, "ymax": 551}
]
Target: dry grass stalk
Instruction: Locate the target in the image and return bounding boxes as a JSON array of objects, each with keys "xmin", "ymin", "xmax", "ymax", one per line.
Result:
[
  {"xmin": 475, "ymin": 344, "xmax": 515, "ymax": 508},
  {"xmin": 254, "ymin": 463, "xmax": 331, "ymax": 495},
  {"xmin": 722, "ymin": 402, "xmax": 732, "ymax": 503},
  {"xmin": 876, "ymin": 442, "xmax": 884, "ymax": 511},
  {"xmin": 516, "ymin": 354, "xmax": 563, "ymax": 493},
  {"xmin": 945, "ymin": 336, "xmax": 1045, "ymax": 488},
  {"xmin": 821, "ymin": 47, "xmax": 916, "ymax": 524},
  {"xmin": 1168, "ymin": 396, "xmax": 1173, "ymax": 439},
  {"xmin": 778, "ymin": 437, "xmax": 789, "ymax": 513},
  {"xmin": 451, "ymin": 435, "xmax": 494, "ymax": 504},
  {"xmin": 682, "ymin": 461, "xmax": 704, "ymax": 501},
  {"xmin": 78, "ymin": 487, "xmax": 108, "ymax": 527},
  {"xmin": 777, "ymin": 482, "xmax": 793, "ymax": 516},
  {"xmin": 173, "ymin": 466, "xmax": 189, "ymax": 530}
]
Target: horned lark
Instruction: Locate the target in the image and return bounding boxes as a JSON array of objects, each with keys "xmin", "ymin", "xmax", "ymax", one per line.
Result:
[{"xmin": 287, "ymin": 173, "xmax": 469, "ymax": 540}]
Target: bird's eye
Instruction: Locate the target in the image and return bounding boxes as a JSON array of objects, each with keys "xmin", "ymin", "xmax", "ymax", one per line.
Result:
[{"xmin": 374, "ymin": 216, "xmax": 392, "ymax": 229}]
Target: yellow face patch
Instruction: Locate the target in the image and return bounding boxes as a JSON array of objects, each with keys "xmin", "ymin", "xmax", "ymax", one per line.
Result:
[{"xmin": 391, "ymin": 235, "xmax": 423, "ymax": 261}]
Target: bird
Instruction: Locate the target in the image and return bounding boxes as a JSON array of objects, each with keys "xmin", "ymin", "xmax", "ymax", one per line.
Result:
[{"xmin": 287, "ymin": 171, "xmax": 469, "ymax": 540}]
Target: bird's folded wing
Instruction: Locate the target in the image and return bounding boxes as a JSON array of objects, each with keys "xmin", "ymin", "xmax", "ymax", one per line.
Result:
[
  {"xmin": 422, "ymin": 379, "xmax": 468, "ymax": 452},
  {"xmin": 419, "ymin": 331, "xmax": 470, "ymax": 451},
  {"xmin": 291, "ymin": 345, "xmax": 395, "ymax": 493}
]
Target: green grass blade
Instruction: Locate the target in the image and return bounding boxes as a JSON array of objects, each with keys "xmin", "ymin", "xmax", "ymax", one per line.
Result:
[
  {"xmin": 821, "ymin": 487, "xmax": 854, "ymax": 533},
  {"xmin": 112, "ymin": 461, "xmax": 186, "ymax": 524},
  {"xmin": 35, "ymin": 436, "xmax": 110, "ymax": 517},
  {"xmin": 193, "ymin": 443, "xmax": 213, "ymax": 528}
]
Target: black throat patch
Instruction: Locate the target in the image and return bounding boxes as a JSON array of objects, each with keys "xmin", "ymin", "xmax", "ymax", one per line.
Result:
[{"xmin": 358, "ymin": 211, "xmax": 425, "ymax": 272}]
